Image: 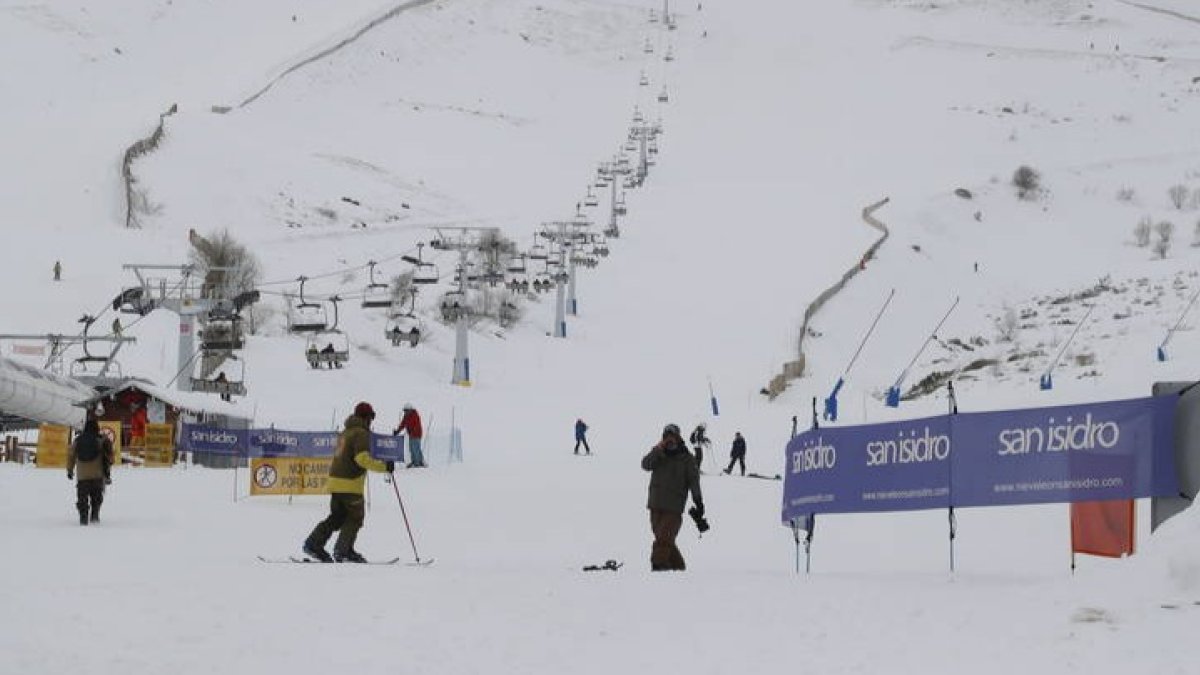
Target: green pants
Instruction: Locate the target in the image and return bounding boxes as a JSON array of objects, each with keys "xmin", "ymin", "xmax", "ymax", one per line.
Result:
[{"xmin": 307, "ymin": 493, "xmax": 366, "ymax": 556}]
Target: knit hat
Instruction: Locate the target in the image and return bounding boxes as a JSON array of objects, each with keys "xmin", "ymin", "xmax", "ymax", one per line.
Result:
[
  {"xmin": 354, "ymin": 402, "xmax": 376, "ymax": 419},
  {"xmin": 403, "ymin": 402, "xmax": 415, "ymax": 411},
  {"xmin": 662, "ymin": 423, "xmax": 681, "ymax": 438}
]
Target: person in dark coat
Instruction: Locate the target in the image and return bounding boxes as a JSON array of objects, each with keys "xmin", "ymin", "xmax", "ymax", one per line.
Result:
[
  {"xmin": 574, "ymin": 418, "xmax": 591, "ymax": 455},
  {"xmin": 688, "ymin": 423, "xmax": 710, "ymax": 471},
  {"xmin": 641, "ymin": 424, "xmax": 704, "ymax": 571},
  {"xmin": 67, "ymin": 419, "xmax": 114, "ymax": 525},
  {"xmin": 303, "ymin": 402, "xmax": 393, "ymax": 562},
  {"xmin": 724, "ymin": 431, "xmax": 746, "ymax": 476}
]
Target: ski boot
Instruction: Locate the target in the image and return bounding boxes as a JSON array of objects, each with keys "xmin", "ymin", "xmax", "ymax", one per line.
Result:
[
  {"xmin": 302, "ymin": 541, "xmax": 333, "ymax": 563},
  {"xmin": 334, "ymin": 549, "xmax": 368, "ymax": 563}
]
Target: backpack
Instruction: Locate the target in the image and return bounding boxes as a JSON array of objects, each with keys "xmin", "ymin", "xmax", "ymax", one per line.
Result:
[{"xmin": 76, "ymin": 433, "xmax": 101, "ymax": 462}]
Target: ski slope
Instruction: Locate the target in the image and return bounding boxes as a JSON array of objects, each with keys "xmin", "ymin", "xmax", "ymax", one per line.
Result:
[{"xmin": 4, "ymin": 0, "xmax": 1200, "ymax": 673}]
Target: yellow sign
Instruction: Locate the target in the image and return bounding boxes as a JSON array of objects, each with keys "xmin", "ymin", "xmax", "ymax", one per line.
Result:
[
  {"xmin": 99, "ymin": 421, "xmax": 122, "ymax": 468},
  {"xmin": 250, "ymin": 457, "xmax": 332, "ymax": 496},
  {"xmin": 144, "ymin": 423, "xmax": 174, "ymax": 467},
  {"xmin": 36, "ymin": 424, "xmax": 70, "ymax": 469}
]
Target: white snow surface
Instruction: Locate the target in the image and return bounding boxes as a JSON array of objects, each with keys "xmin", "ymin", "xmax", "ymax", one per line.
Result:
[{"xmin": 3, "ymin": 0, "xmax": 1200, "ymax": 672}]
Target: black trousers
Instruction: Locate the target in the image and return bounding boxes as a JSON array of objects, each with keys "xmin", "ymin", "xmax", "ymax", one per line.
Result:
[
  {"xmin": 306, "ymin": 493, "xmax": 366, "ymax": 556},
  {"xmin": 725, "ymin": 454, "xmax": 745, "ymax": 475},
  {"xmin": 574, "ymin": 437, "xmax": 591, "ymax": 454},
  {"xmin": 76, "ymin": 479, "xmax": 104, "ymax": 522}
]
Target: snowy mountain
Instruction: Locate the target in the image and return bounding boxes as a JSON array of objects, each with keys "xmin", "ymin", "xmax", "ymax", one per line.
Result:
[{"xmin": 3, "ymin": 0, "xmax": 1200, "ymax": 673}]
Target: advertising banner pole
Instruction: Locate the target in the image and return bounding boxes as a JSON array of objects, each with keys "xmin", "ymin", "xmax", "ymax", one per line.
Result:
[{"xmin": 948, "ymin": 381, "xmax": 958, "ymax": 573}]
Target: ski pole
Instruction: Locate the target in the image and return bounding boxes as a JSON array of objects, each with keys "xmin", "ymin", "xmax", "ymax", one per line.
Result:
[{"xmin": 389, "ymin": 471, "xmax": 426, "ymax": 564}]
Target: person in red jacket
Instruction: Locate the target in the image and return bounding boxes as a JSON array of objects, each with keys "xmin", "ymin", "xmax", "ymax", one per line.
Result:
[
  {"xmin": 393, "ymin": 403, "xmax": 425, "ymax": 468},
  {"xmin": 129, "ymin": 404, "xmax": 148, "ymax": 447}
]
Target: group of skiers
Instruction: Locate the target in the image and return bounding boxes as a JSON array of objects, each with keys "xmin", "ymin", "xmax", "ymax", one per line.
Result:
[{"xmin": 63, "ymin": 397, "xmax": 752, "ymax": 572}]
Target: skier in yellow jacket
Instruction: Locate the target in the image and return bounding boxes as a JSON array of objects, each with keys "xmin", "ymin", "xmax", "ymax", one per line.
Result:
[{"xmin": 303, "ymin": 402, "xmax": 393, "ymax": 562}]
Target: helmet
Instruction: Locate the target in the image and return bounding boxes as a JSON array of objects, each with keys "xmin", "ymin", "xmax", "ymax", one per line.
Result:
[
  {"xmin": 354, "ymin": 402, "xmax": 376, "ymax": 419},
  {"xmin": 403, "ymin": 402, "xmax": 415, "ymax": 411},
  {"xmin": 662, "ymin": 423, "xmax": 681, "ymax": 438}
]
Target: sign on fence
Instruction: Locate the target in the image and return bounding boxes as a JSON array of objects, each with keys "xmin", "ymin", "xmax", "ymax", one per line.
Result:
[
  {"xmin": 36, "ymin": 424, "xmax": 70, "ymax": 468},
  {"xmin": 783, "ymin": 395, "xmax": 1178, "ymax": 522},
  {"xmin": 249, "ymin": 457, "xmax": 332, "ymax": 496}
]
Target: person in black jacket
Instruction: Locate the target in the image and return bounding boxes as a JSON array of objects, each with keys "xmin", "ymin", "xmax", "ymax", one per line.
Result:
[
  {"xmin": 688, "ymin": 423, "xmax": 710, "ymax": 471},
  {"xmin": 67, "ymin": 419, "xmax": 115, "ymax": 525},
  {"xmin": 723, "ymin": 431, "xmax": 746, "ymax": 476},
  {"xmin": 641, "ymin": 424, "xmax": 703, "ymax": 571}
]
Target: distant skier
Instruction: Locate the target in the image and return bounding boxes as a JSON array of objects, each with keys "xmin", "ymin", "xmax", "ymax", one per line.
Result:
[
  {"xmin": 111, "ymin": 317, "xmax": 123, "ymax": 337},
  {"xmin": 303, "ymin": 402, "xmax": 394, "ymax": 563},
  {"xmin": 574, "ymin": 418, "xmax": 591, "ymax": 455},
  {"xmin": 641, "ymin": 424, "xmax": 704, "ymax": 571},
  {"xmin": 688, "ymin": 423, "xmax": 710, "ymax": 471},
  {"xmin": 394, "ymin": 403, "xmax": 425, "ymax": 467},
  {"xmin": 67, "ymin": 419, "xmax": 114, "ymax": 525},
  {"xmin": 53, "ymin": 260, "xmax": 62, "ymax": 282},
  {"xmin": 723, "ymin": 432, "xmax": 746, "ymax": 476}
]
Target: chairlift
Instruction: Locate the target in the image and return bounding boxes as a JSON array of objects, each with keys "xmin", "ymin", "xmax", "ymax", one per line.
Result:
[
  {"xmin": 604, "ymin": 223, "xmax": 621, "ymax": 239},
  {"xmin": 649, "ymin": 9, "xmax": 659, "ymax": 23},
  {"xmin": 191, "ymin": 359, "xmax": 247, "ymax": 399},
  {"xmin": 529, "ymin": 242, "xmax": 549, "ymax": 261},
  {"xmin": 200, "ymin": 316, "xmax": 244, "ymax": 352},
  {"xmin": 657, "ymin": 87, "xmax": 669, "ymax": 104},
  {"xmin": 639, "ymin": 71, "xmax": 649, "ymax": 86},
  {"xmin": 665, "ymin": 46, "xmax": 675, "ymax": 62},
  {"xmin": 405, "ymin": 243, "xmax": 441, "ymax": 285},
  {"xmin": 440, "ymin": 290, "xmax": 469, "ymax": 322},
  {"xmin": 583, "ymin": 187, "xmax": 599, "ymax": 208},
  {"xmin": 615, "ymin": 192, "xmax": 628, "ymax": 216},
  {"xmin": 643, "ymin": 39, "xmax": 654, "ymax": 54},
  {"xmin": 361, "ymin": 261, "xmax": 393, "ymax": 309},
  {"xmin": 305, "ymin": 333, "xmax": 350, "ymax": 370},
  {"xmin": 111, "ymin": 286, "xmax": 156, "ymax": 316},
  {"xmin": 70, "ymin": 314, "xmax": 124, "ymax": 380},
  {"xmin": 287, "ymin": 276, "xmax": 329, "ymax": 333},
  {"xmin": 499, "ymin": 300, "xmax": 519, "ymax": 327},
  {"xmin": 506, "ymin": 274, "xmax": 531, "ymax": 293},
  {"xmin": 507, "ymin": 255, "xmax": 528, "ymax": 275},
  {"xmin": 385, "ymin": 315, "xmax": 422, "ymax": 348}
]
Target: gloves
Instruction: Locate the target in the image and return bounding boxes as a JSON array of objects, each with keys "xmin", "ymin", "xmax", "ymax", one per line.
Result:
[
  {"xmin": 385, "ymin": 460, "xmax": 395, "ymax": 473},
  {"xmin": 67, "ymin": 471, "xmax": 73, "ymax": 481}
]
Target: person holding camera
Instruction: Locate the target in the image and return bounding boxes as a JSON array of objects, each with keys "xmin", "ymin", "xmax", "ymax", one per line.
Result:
[{"xmin": 641, "ymin": 423, "xmax": 705, "ymax": 571}]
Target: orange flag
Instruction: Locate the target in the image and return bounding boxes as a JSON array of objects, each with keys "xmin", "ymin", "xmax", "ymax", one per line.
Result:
[{"xmin": 1071, "ymin": 500, "xmax": 1135, "ymax": 558}]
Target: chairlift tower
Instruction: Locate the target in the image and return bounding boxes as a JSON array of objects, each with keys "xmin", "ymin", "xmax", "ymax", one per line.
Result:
[
  {"xmin": 430, "ymin": 226, "xmax": 502, "ymax": 386},
  {"xmin": 123, "ymin": 264, "xmax": 219, "ymax": 393}
]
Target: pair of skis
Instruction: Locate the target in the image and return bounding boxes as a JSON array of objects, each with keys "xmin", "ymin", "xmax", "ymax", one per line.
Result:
[{"xmin": 257, "ymin": 555, "xmax": 433, "ymax": 566}]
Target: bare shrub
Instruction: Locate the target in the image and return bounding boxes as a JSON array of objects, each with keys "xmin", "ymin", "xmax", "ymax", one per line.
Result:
[
  {"xmin": 1115, "ymin": 186, "xmax": 1136, "ymax": 203},
  {"xmin": 1168, "ymin": 184, "xmax": 1189, "ymax": 210},
  {"xmin": 1134, "ymin": 216, "xmax": 1152, "ymax": 247},
  {"xmin": 1013, "ymin": 165, "xmax": 1041, "ymax": 200},
  {"xmin": 1153, "ymin": 220, "xmax": 1174, "ymax": 259},
  {"xmin": 995, "ymin": 305, "xmax": 1019, "ymax": 343},
  {"xmin": 188, "ymin": 229, "xmax": 262, "ymax": 299}
]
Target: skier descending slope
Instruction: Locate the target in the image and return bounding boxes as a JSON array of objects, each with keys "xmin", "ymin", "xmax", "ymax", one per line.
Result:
[{"xmin": 303, "ymin": 402, "xmax": 394, "ymax": 563}]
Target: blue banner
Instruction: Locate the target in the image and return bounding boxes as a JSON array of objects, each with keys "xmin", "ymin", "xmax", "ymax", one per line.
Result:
[
  {"xmin": 180, "ymin": 423, "xmax": 405, "ymax": 462},
  {"xmin": 782, "ymin": 395, "xmax": 1179, "ymax": 521}
]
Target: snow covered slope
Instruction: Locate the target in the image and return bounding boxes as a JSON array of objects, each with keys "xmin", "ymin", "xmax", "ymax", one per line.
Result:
[{"xmin": 3, "ymin": 0, "xmax": 1200, "ymax": 673}]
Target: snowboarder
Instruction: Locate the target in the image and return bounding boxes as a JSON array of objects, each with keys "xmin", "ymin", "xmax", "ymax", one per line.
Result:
[
  {"xmin": 641, "ymin": 424, "xmax": 704, "ymax": 571},
  {"xmin": 574, "ymin": 418, "xmax": 591, "ymax": 455},
  {"xmin": 53, "ymin": 260, "xmax": 62, "ymax": 282},
  {"xmin": 303, "ymin": 402, "xmax": 394, "ymax": 563},
  {"xmin": 67, "ymin": 419, "xmax": 114, "ymax": 525},
  {"xmin": 394, "ymin": 403, "xmax": 425, "ymax": 467},
  {"xmin": 688, "ymin": 423, "xmax": 710, "ymax": 470},
  {"xmin": 723, "ymin": 432, "xmax": 746, "ymax": 476}
]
